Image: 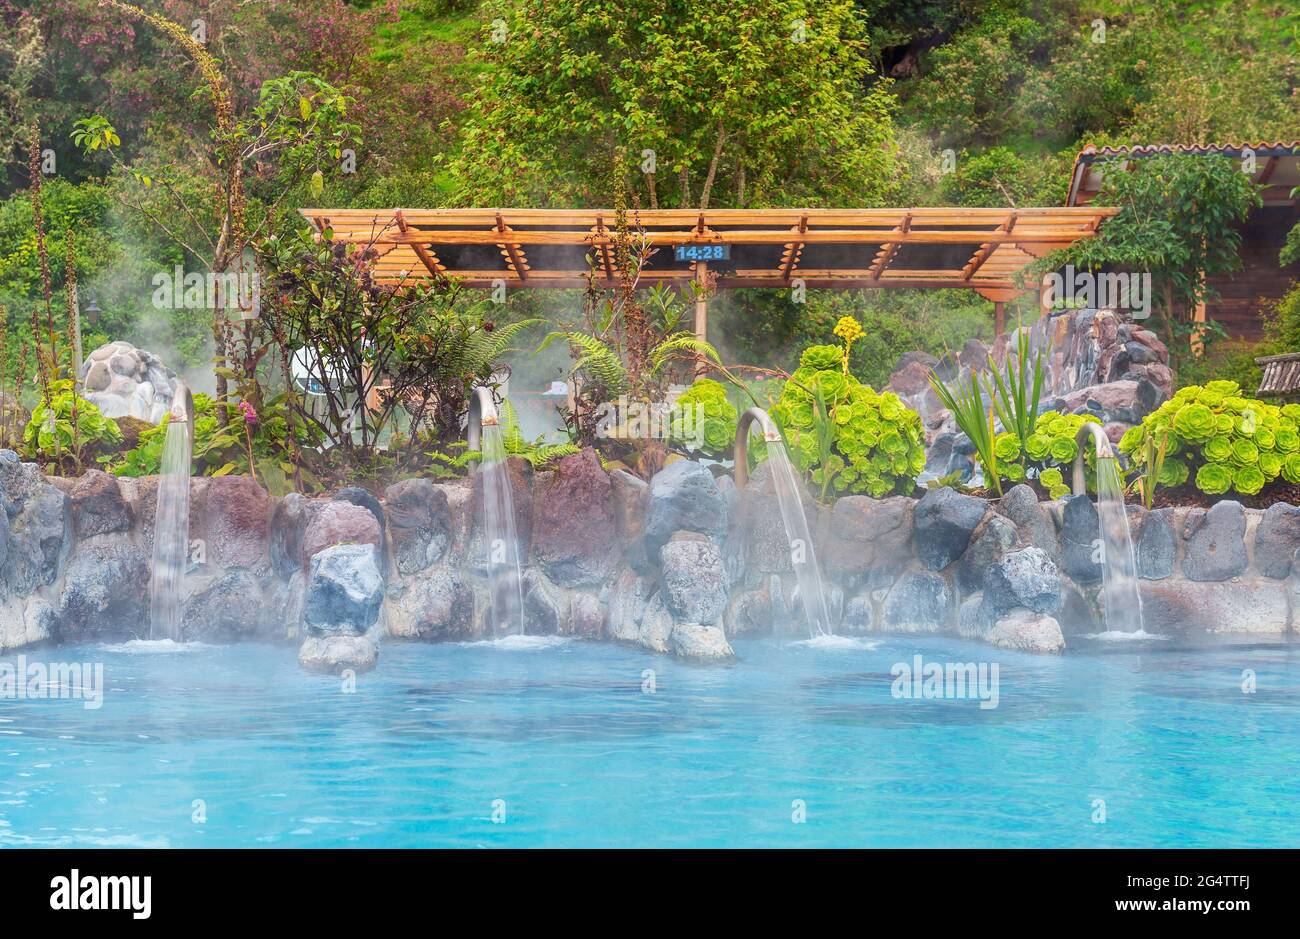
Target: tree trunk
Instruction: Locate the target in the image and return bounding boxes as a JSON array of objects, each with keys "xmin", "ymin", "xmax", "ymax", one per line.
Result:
[{"xmin": 698, "ymin": 123, "xmax": 728, "ymax": 211}]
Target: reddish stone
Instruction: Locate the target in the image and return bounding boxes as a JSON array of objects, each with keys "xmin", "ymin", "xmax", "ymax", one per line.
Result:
[
  {"xmin": 301, "ymin": 500, "xmax": 382, "ymax": 565},
  {"xmin": 532, "ymin": 449, "xmax": 618, "ymax": 587}
]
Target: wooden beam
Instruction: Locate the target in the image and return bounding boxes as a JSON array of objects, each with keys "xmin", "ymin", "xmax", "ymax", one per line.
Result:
[
  {"xmin": 591, "ymin": 215, "xmax": 615, "ymax": 283},
  {"xmin": 322, "ymin": 227, "xmax": 1095, "ymax": 247},
  {"xmin": 868, "ymin": 212, "xmax": 912, "ymax": 280},
  {"xmin": 779, "ymin": 213, "xmax": 809, "ymax": 281},
  {"xmin": 961, "ymin": 214, "xmax": 1017, "ymax": 280},
  {"xmin": 393, "ymin": 210, "xmax": 447, "ymax": 281},
  {"xmin": 494, "ymin": 211, "xmax": 529, "ymax": 280}
]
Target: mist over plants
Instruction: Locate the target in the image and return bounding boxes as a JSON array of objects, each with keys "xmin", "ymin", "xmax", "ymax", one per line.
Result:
[{"xmin": 0, "ymin": 0, "xmax": 1295, "ymax": 494}]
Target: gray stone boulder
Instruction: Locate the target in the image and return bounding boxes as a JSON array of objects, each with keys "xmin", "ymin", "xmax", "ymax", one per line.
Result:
[
  {"xmin": 1059, "ymin": 494, "xmax": 1102, "ymax": 584},
  {"xmin": 725, "ymin": 586, "xmax": 775, "ymax": 636},
  {"xmin": 7, "ymin": 482, "xmax": 71, "ymax": 596},
  {"xmin": 983, "ymin": 546, "xmax": 1061, "ymax": 616},
  {"xmin": 1140, "ymin": 578, "xmax": 1287, "ymax": 635},
  {"xmin": 605, "ymin": 568, "xmax": 654, "ymax": 642},
  {"xmin": 822, "ymin": 495, "xmax": 915, "ymax": 589},
  {"xmin": 181, "ymin": 570, "xmax": 266, "ymax": 641},
  {"xmin": 57, "ymin": 535, "xmax": 149, "ymax": 637},
  {"xmin": 610, "ymin": 469, "xmax": 650, "ymax": 571},
  {"xmin": 522, "ymin": 567, "xmax": 569, "ymax": 634},
  {"xmin": 301, "ymin": 500, "xmax": 381, "ymax": 565},
  {"xmin": 644, "ymin": 460, "xmax": 729, "ymax": 556},
  {"xmin": 670, "ymin": 623, "xmax": 734, "ymax": 661},
  {"xmin": 0, "ymin": 596, "xmax": 57, "ymax": 651},
  {"xmin": 68, "ymin": 469, "xmax": 132, "ymax": 537},
  {"xmin": 80, "ymin": 340, "xmax": 179, "ymax": 422},
  {"xmin": 1253, "ymin": 502, "xmax": 1300, "ymax": 579},
  {"xmin": 568, "ymin": 592, "xmax": 605, "ymax": 639},
  {"xmin": 636, "ymin": 593, "xmax": 674, "ymax": 653},
  {"xmin": 956, "ymin": 514, "xmax": 1019, "ymax": 594},
  {"xmin": 388, "ymin": 567, "xmax": 476, "ymax": 640},
  {"xmin": 298, "ymin": 633, "xmax": 378, "ymax": 674},
  {"xmin": 1136, "ymin": 508, "xmax": 1176, "ymax": 579},
  {"xmin": 659, "ymin": 535, "xmax": 728, "ymax": 625},
  {"xmin": 956, "ymin": 592, "xmax": 990, "ymax": 639},
  {"xmin": 0, "ymin": 457, "xmax": 45, "ymax": 519},
  {"xmin": 268, "ymin": 492, "xmax": 313, "ymax": 576},
  {"xmin": 841, "ymin": 593, "xmax": 874, "ymax": 633},
  {"xmin": 532, "ymin": 449, "xmax": 618, "ymax": 587},
  {"xmin": 384, "ymin": 478, "xmax": 452, "ymax": 574},
  {"xmin": 986, "ymin": 608, "xmax": 1065, "ymax": 654},
  {"xmin": 880, "ymin": 570, "xmax": 953, "ymax": 632},
  {"xmin": 303, "ymin": 544, "xmax": 384, "ymax": 636},
  {"xmin": 913, "ymin": 486, "xmax": 987, "ymax": 571},
  {"xmin": 1183, "ymin": 501, "xmax": 1248, "ymax": 581},
  {"xmin": 996, "ymin": 483, "xmax": 1059, "ymax": 558}
]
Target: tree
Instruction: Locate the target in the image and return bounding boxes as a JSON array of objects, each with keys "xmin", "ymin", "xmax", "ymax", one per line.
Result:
[
  {"xmin": 1064, "ymin": 154, "xmax": 1262, "ymax": 368},
  {"xmin": 73, "ymin": 2, "xmax": 359, "ymax": 414},
  {"xmin": 449, "ymin": 0, "xmax": 899, "ymax": 208}
]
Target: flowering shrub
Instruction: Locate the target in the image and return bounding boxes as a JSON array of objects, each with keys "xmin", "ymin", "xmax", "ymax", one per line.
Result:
[
  {"xmin": 768, "ymin": 344, "xmax": 926, "ymax": 499},
  {"xmin": 1118, "ymin": 381, "xmax": 1300, "ymax": 497}
]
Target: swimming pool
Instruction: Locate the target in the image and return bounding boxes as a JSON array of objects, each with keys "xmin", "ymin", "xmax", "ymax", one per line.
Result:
[{"xmin": 1, "ymin": 635, "xmax": 1296, "ymax": 848}]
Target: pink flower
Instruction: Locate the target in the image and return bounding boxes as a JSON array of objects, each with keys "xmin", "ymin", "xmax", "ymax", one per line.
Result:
[{"xmin": 239, "ymin": 401, "xmax": 259, "ymax": 426}]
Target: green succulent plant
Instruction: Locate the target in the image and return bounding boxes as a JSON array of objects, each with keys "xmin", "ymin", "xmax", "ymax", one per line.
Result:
[
  {"xmin": 766, "ymin": 354, "xmax": 925, "ymax": 500},
  {"xmin": 1017, "ymin": 410, "xmax": 1102, "ymax": 498},
  {"xmin": 669, "ymin": 377, "xmax": 739, "ymax": 458},
  {"xmin": 1119, "ymin": 381, "xmax": 1297, "ymax": 498}
]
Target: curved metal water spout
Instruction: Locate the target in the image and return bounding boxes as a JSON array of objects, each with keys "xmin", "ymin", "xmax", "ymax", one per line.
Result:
[
  {"xmin": 466, "ymin": 386, "xmax": 499, "ymax": 469},
  {"xmin": 168, "ymin": 381, "xmax": 195, "ymax": 465},
  {"xmin": 1072, "ymin": 421, "xmax": 1115, "ymax": 495},
  {"xmin": 734, "ymin": 407, "xmax": 783, "ymax": 488}
]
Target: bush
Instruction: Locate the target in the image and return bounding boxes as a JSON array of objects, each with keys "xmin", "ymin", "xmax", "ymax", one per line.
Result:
[
  {"xmin": 1118, "ymin": 381, "xmax": 1298, "ymax": 498},
  {"xmin": 23, "ymin": 379, "xmax": 123, "ymax": 465},
  {"xmin": 669, "ymin": 378, "xmax": 738, "ymax": 458},
  {"xmin": 768, "ymin": 345, "xmax": 926, "ymax": 500},
  {"xmin": 998, "ymin": 410, "xmax": 1102, "ymax": 498}
]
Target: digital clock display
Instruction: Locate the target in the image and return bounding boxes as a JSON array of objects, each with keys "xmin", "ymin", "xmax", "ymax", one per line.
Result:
[{"xmin": 674, "ymin": 244, "xmax": 730, "ymax": 262}]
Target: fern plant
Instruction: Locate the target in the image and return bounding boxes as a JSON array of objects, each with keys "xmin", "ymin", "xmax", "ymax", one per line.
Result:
[{"xmin": 500, "ymin": 399, "xmax": 580, "ymax": 470}]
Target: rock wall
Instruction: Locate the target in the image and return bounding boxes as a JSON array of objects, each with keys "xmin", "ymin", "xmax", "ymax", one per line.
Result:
[
  {"xmin": 888, "ymin": 308, "xmax": 1173, "ymax": 483},
  {"xmin": 3, "ymin": 445, "xmax": 1297, "ymax": 666}
]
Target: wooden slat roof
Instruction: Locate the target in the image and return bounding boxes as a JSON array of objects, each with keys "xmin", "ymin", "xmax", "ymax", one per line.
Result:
[
  {"xmin": 1068, "ymin": 142, "xmax": 1300, "ymax": 208},
  {"xmin": 298, "ymin": 206, "xmax": 1116, "ymax": 297},
  {"xmin": 1256, "ymin": 352, "xmax": 1300, "ymax": 396}
]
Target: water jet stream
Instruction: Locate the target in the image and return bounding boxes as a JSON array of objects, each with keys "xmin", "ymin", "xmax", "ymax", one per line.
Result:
[
  {"xmin": 149, "ymin": 382, "xmax": 194, "ymax": 641},
  {"xmin": 469, "ymin": 387, "xmax": 525, "ymax": 636},
  {"xmin": 1072, "ymin": 422, "xmax": 1145, "ymax": 634},
  {"xmin": 736, "ymin": 407, "xmax": 832, "ymax": 637}
]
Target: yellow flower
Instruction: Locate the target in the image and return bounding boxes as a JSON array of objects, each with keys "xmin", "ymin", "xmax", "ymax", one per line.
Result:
[{"xmin": 833, "ymin": 315, "xmax": 863, "ymax": 345}]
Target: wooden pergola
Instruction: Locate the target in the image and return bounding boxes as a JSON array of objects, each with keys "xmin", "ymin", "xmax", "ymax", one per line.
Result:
[{"xmin": 298, "ymin": 206, "xmax": 1116, "ymax": 336}]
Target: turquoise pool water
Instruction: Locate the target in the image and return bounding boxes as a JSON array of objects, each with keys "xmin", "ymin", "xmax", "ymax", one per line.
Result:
[{"xmin": 1, "ymin": 635, "xmax": 1297, "ymax": 847}]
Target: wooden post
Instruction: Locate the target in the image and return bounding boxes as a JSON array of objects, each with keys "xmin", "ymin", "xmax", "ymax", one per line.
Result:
[
  {"xmin": 993, "ymin": 301, "xmax": 1006, "ymax": 337},
  {"xmin": 1039, "ymin": 274, "xmax": 1053, "ymax": 319},
  {"xmin": 693, "ymin": 261, "xmax": 708, "ymax": 376}
]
